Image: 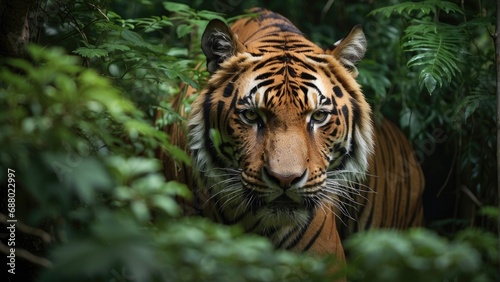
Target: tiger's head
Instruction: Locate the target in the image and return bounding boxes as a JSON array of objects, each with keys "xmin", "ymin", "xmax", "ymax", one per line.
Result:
[{"xmin": 188, "ymin": 17, "xmax": 373, "ymax": 229}]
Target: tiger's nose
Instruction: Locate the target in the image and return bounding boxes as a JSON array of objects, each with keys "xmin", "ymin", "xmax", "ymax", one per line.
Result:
[{"xmin": 263, "ymin": 167, "xmax": 308, "ymax": 189}]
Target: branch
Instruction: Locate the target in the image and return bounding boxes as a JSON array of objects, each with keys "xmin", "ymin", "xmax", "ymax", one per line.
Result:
[
  {"xmin": 0, "ymin": 213, "xmax": 53, "ymax": 268},
  {"xmin": 0, "ymin": 243, "xmax": 52, "ymax": 268},
  {"xmin": 0, "ymin": 213, "xmax": 51, "ymax": 244}
]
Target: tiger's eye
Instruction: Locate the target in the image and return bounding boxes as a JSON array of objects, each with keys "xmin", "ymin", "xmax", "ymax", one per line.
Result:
[
  {"xmin": 241, "ymin": 109, "xmax": 260, "ymax": 124},
  {"xmin": 311, "ymin": 111, "xmax": 329, "ymax": 124}
]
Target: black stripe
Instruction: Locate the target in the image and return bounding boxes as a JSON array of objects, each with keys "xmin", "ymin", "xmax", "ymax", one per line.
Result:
[
  {"xmin": 276, "ymin": 226, "xmax": 300, "ymax": 249},
  {"xmin": 260, "ymin": 39, "xmax": 286, "ymax": 44},
  {"xmin": 300, "ymin": 72, "xmax": 316, "ymax": 80},
  {"xmin": 255, "ymin": 72, "xmax": 271, "ymax": 80},
  {"xmin": 223, "ymin": 81, "xmax": 235, "ymax": 97},
  {"xmin": 302, "ymin": 81, "xmax": 322, "ymax": 97},
  {"xmin": 251, "ymin": 56, "xmax": 284, "ymax": 72},
  {"xmin": 342, "ymin": 105, "xmax": 350, "ymax": 133},
  {"xmin": 216, "ymin": 100, "xmax": 225, "ymax": 122},
  {"xmin": 256, "ymin": 79, "xmax": 275, "ymax": 91},
  {"xmin": 286, "ymin": 211, "xmax": 315, "ymax": 249},
  {"xmin": 224, "ymin": 88, "xmax": 239, "ymax": 137},
  {"xmin": 333, "ymin": 86, "xmax": 343, "ymax": 98},
  {"xmin": 300, "ymin": 86, "xmax": 308, "ymax": 95},
  {"xmin": 303, "ymin": 212, "xmax": 327, "ymax": 251},
  {"xmin": 305, "ymin": 55, "xmax": 328, "ymax": 64},
  {"xmin": 292, "ymin": 44, "xmax": 314, "ymax": 49},
  {"xmin": 202, "ymin": 90, "xmax": 221, "ymax": 167},
  {"xmin": 350, "ymin": 97, "xmax": 360, "ymax": 126}
]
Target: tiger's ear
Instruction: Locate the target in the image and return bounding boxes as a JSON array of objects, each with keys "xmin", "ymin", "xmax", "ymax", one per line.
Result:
[
  {"xmin": 202, "ymin": 19, "xmax": 245, "ymax": 73},
  {"xmin": 326, "ymin": 26, "xmax": 367, "ymax": 77}
]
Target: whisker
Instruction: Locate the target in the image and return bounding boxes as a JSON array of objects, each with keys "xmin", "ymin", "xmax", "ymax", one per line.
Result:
[
  {"xmin": 205, "ymin": 179, "xmax": 241, "ymax": 207},
  {"xmin": 207, "ymin": 184, "xmax": 243, "ymax": 214}
]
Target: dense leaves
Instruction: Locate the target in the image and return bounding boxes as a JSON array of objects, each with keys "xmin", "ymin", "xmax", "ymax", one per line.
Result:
[
  {"xmin": 347, "ymin": 229, "xmax": 483, "ymax": 282},
  {"xmin": 370, "ymin": 1, "xmax": 467, "ymax": 94}
]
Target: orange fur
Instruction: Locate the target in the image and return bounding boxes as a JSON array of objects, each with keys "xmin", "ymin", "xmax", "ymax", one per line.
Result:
[{"xmin": 158, "ymin": 9, "xmax": 424, "ymax": 279}]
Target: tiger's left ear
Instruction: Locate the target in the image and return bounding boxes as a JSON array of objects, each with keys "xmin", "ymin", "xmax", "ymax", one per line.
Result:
[
  {"xmin": 326, "ymin": 26, "xmax": 367, "ymax": 77},
  {"xmin": 202, "ymin": 19, "xmax": 246, "ymax": 73}
]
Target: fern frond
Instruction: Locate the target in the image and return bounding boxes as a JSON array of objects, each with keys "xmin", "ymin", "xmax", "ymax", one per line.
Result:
[
  {"xmin": 402, "ymin": 20, "xmax": 466, "ymax": 93},
  {"xmin": 369, "ymin": 0, "xmax": 463, "ymax": 18},
  {"xmin": 73, "ymin": 47, "xmax": 109, "ymax": 58}
]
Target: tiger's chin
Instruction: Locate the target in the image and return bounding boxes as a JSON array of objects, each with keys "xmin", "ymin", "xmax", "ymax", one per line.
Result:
[
  {"xmin": 254, "ymin": 202, "xmax": 311, "ymax": 228},
  {"xmin": 238, "ymin": 185, "xmax": 319, "ymax": 229},
  {"xmin": 212, "ymin": 180, "xmax": 324, "ymax": 230}
]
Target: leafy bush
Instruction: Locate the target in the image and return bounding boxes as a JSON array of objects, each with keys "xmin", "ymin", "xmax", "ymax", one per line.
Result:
[
  {"xmin": 346, "ymin": 229, "xmax": 488, "ymax": 282},
  {"xmin": 0, "ymin": 3, "xmax": 340, "ymax": 279},
  {"xmin": 367, "ymin": 0, "xmax": 496, "ymax": 199},
  {"xmin": 1, "ymin": 43, "xmax": 338, "ymax": 282}
]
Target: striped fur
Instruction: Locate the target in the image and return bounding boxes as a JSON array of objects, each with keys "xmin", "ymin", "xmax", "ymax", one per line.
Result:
[
  {"xmin": 160, "ymin": 8, "xmax": 424, "ymax": 263},
  {"xmin": 339, "ymin": 118, "xmax": 424, "ymax": 237}
]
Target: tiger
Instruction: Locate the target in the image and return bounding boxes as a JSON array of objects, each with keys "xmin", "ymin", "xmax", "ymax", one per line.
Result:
[{"xmin": 159, "ymin": 7, "xmax": 424, "ymax": 266}]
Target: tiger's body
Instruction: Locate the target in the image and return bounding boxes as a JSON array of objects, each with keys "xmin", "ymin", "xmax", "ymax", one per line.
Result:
[{"xmin": 160, "ymin": 8, "xmax": 424, "ymax": 264}]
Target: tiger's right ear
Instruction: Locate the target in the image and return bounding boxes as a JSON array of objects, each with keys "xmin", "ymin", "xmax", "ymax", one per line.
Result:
[
  {"xmin": 201, "ymin": 19, "xmax": 245, "ymax": 73},
  {"xmin": 326, "ymin": 26, "xmax": 367, "ymax": 77}
]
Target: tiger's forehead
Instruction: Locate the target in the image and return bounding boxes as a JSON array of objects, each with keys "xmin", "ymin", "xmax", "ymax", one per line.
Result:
[{"xmin": 236, "ymin": 53, "xmax": 338, "ymax": 113}]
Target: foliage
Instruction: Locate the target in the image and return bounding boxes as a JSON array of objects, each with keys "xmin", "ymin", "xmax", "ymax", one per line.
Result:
[
  {"xmin": 41, "ymin": 216, "xmax": 337, "ymax": 282},
  {"xmin": 346, "ymin": 228, "xmax": 497, "ymax": 282},
  {"xmin": 366, "ymin": 0, "xmax": 496, "ymax": 221},
  {"xmin": 0, "ymin": 2, "xmax": 339, "ymax": 281},
  {"xmin": 0, "ymin": 43, "xmax": 337, "ymax": 282},
  {"xmin": 370, "ymin": 0, "xmax": 466, "ymax": 94}
]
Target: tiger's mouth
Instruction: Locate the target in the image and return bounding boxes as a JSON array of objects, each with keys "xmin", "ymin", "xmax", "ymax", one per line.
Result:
[
  {"xmin": 240, "ymin": 173, "xmax": 322, "ymax": 212},
  {"xmin": 262, "ymin": 189, "xmax": 322, "ymax": 214}
]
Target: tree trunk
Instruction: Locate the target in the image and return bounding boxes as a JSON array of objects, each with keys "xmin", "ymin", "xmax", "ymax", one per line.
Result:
[
  {"xmin": 0, "ymin": 0, "xmax": 39, "ymax": 59},
  {"xmin": 496, "ymin": 0, "xmax": 500, "ymax": 277}
]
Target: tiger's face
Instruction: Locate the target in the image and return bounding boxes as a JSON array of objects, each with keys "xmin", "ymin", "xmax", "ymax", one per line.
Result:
[{"xmin": 188, "ymin": 18, "xmax": 373, "ymax": 229}]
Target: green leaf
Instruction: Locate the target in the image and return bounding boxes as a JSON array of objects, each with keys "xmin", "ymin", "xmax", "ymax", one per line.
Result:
[
  {"xmin": 209, "ymin": 128, "xmax": 224, "ymax": 157},
  {"xmin": 121, "ymin": 29, "xmax": 146, "ymax": 47},
  {"xmin": 166, "ymin": 47, "xmax": 189, "ymax": 57},
  {"xmin": 163, "ymin": 142, "xmax": 191, "ymax": 165},
  {"xmin": 152, "ymin": 195, "xmax": 180, "ymax": 217},
  {"xmin": 403, "ymin": 21, "xmax": 466, "ymax": 94},
  {"xmin": 452, "ymin": 95, "xmax": 490, "ymax": 122},
  {"xmin": 400, "ymin": 107, "xmax": 423, "ymax": 139},
  {"xmin": 163, "ymin": 180, "xmax": 191, "ymax": 199},
  {"xmin": 113, "ymin": 157, "xmax": 160, "ymax": 177},
  {"xmin": 369, "ymin": 0, "xmax": 463, "ymax": 18},
  {"xmin": 73, "ymin": 47, "xmax": 109, "ymax": 58},
  {"xmin": 421, "ymin": 72, "xmax": 437, "ymax": 94},
  {"xmin": 178, "ymin": 71, "xmax": 198, "ymax": 89},
  {"xmin": 131, "ymin": 199, "xmax": 150, "ymax": 222},
  {"xmin": 464, "ymin": 102, "xmax": 479, "ymax": 120},
  {"xmin": 100, "ymin": 43, "xmax": 130, "ymax": 52},
  {"xmin": 357, "ymin": 59, "xmax": 391, "ymax": 101},
  {"xmin": 43, "ymin": 154, "xmax": 112, "ymax": 203},
  {"xmin": 163, "ymin": 2, "xmax": 192, "ymax": 13},
  {"xmin": 196, "ymin": 10, "xmax": 225, "ymax": 20},
  {"xmin": 478, "ymin": 206, "xmax": 499, "ymax": 219},
  {"xmin": 176, "ymin": 24, "xmax": 192, "ymax": 38}
]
